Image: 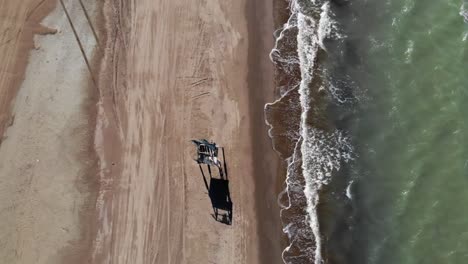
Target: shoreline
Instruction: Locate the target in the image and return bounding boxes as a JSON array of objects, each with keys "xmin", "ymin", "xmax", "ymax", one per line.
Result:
[{"xmin": 266, "ymin": 0, "xmax": 305, "ymax": 262}]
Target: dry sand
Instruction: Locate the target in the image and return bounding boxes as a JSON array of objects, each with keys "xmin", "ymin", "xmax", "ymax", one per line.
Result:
[
  {"xmin": 0, "ymin": 0, "xmax": 282, "ymax": 263},
  {"xmin": 93, "ymin": 0, "xmax": 282, "ymax": 263},
  {"xmin": 0, "ymin": 0, "xmax": 99, "ymax": 263}
]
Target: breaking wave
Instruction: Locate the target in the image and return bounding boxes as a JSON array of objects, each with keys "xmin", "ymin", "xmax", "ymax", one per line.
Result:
[
  {"xmin": 461, "ymin": 1, "xmax": 468, "ymax": 23},
  {"xmin": 266, "ymin": 0, "xmax": 354, "ymax": 263},
  {"xmin": 462, "ymin": 1, "xmax": 468, "ymax": 40}
]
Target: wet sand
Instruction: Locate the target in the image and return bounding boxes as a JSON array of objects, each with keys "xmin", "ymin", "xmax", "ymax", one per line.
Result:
[{"xmin": 0, "ymin": 0, "xmax": 282, "ymax": 263}]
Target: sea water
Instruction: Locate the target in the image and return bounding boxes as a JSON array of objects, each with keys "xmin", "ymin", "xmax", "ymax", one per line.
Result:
[{"xmin": 266, "ymin": 0, "xmax": 468, "ymax": 263}]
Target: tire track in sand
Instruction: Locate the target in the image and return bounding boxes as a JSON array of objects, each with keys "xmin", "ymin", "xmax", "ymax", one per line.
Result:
[{"xmin": 93, "ymin": 0, "xmax": 259, "ymax": 263}]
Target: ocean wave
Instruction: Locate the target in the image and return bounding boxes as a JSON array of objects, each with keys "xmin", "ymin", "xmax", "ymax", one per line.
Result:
[
  {"xmin": 317, "ymin": 2, "xmax": 345, "ymax": 50},
  {"xmin": 280, "ymin": 139, "xmax": 316, "ymax": 263},
  {"xmin": 298, "ymin": 2, "xmax": 353, "ymax": 263},
  {"xmin": 267, "ymin": 0, "xmax": 354, "ymax": 263},
  {"xmin": 461, "ymin": 1, "xmax": 468, "ymax": 41},
  {"xmin": 345, "ymin": 180, "xmax": 353, "ymax": 200},
  {"xmin": 461, "ymin": 1, "xmax": 468, "ymax": 23}
]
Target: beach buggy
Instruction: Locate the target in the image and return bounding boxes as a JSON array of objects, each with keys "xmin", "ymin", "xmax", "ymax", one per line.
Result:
[{"xmin": 192, "ymin": 139, "xmax": 232, "ymax": 225}]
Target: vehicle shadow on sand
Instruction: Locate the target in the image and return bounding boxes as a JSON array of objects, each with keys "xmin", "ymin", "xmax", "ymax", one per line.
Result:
[{"xmin": 197, "ymin": 147, "xmax": 233, "ymax": 225}]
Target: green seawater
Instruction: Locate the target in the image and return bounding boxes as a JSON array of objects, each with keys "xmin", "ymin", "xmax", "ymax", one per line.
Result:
[{"xmin": 335, "ymin": 0, "xmax": 468, "ymax": 263}]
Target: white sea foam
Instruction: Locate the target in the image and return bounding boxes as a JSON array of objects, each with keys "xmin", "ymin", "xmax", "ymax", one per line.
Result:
[
  {"xmin": 461, "ymin": 2, "xmax": 468, "ymax": 41},
  {"xmin": 317, "ymin": 2, "xmax": 344, "ymax": 50},
  {"xmin": 297, "ymin": 2, "xmax": 353, "ymax": 263},
  {"xmin": 264, "ymin": 86, "xmax": 301, "ymax": 155},
  {"xmin": 268, "ymin": 1, "xmax": 354, "ymax": 263},
  {"xmin": 270, "ymin": 14, "xmax": 299, "ymax": 65},
  {"xmin": 461, "ymin": 2, "xmax": 468, "ymax": 23},
  {"xmin": 270, "ymin": 11, "xmax": 300, "ymax": 85},
  {"xmin": 404, "ymin": 40, "xmax": 414, "ymax": 64},
  {"xmin": 324, "ymin": 68, "xmax": 366, "ymax": 105},
  {"xmin": 280, "ymin": 138, "xmax": 316, "ymax": 263},
  {"xmin": 296, "ymin": 10, "xmax": 324, "ymax": 263},
  {"xmin": 346, "ymin": 180, "xmax": 353, "ymax": 200}
]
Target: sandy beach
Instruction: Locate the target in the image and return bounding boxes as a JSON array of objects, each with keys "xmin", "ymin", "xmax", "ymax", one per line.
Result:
[
  {"xmin": 0, "ymin": 0, "xmax": 282, "ymax": 263},
  {"xmin": 0, "ymin": 0, "xmax": 99, "ymax": 263}
]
